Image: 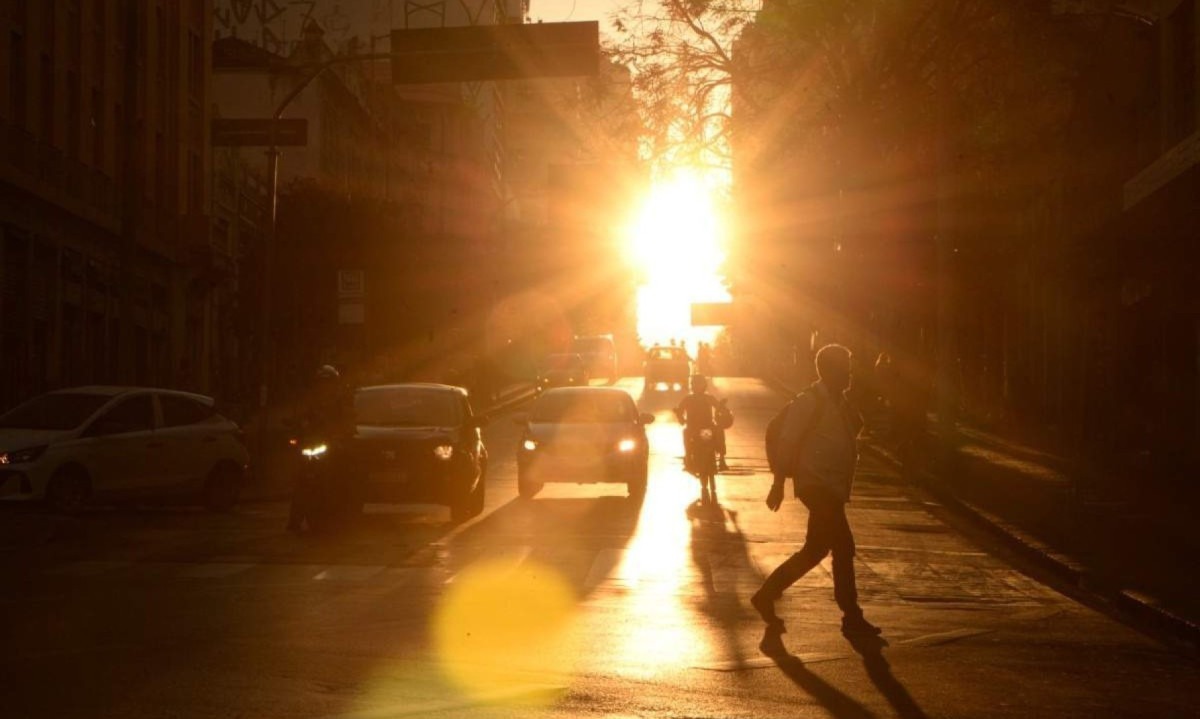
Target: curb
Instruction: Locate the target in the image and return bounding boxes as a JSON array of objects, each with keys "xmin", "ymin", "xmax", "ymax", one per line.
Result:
[
  {"xmin": 861, "ymin": 441, "xmax": 1200, "ymax": 654},
  {"xmin": 763, "ymin": 374, "xmax": 1198, "ymax": 652}
]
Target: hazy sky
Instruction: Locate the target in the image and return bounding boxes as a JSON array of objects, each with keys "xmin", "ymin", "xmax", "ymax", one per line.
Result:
[{"xmin": 529, "ymin": 0, "xmax": 620, "ymax": 34}]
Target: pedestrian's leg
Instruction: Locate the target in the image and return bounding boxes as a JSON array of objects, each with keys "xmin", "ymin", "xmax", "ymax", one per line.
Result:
[
  {"xmin": 828, "ymin": 504, "xmax": 881, "ymax": 635},
  {"xmin": 752, "ymin": 497, "xmax": 832, "ymax": 628}
]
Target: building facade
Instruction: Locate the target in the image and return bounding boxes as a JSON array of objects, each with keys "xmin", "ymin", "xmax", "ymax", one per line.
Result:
[{"xmin": 0, "ymin": 0, "xmax": 219, "ymax": 410}]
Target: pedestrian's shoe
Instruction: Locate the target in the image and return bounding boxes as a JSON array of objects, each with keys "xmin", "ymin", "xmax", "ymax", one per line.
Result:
[
  {"xmin": 718, "ymin": 457, "xmax": 730, "ymax": 472},
  {"xmin": 841, "ymin": 614, "xmax": 882, "ymax": 637},
  {"xmin": 759, "ymin": 627, "xmax": 788, "ymax": 657},
  {"xmin": 750, "ymin": 590, "xmax": 785, "ymax": 630}
]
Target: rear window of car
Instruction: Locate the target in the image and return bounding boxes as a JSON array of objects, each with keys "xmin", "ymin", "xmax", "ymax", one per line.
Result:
[
  {"xmin": 544, "ymin": 354, "xmax": 582, "ymax": 370},
  {"xmin": 531, "ymin": 392, "xmax": 634, "ymax": 423},
  {"xmin": 354, "ymin": 387, "xmax": 462, "ymax": 427},
  {"xmin": 159, "ymin": 394, "xmax": 217, "ymax": 427},
  {"xmin": 0, "ymin": 392, "xmax": 112, "ymax": 430},
  {"xmin": 571, "ymin": 338, "xmax": 612, "ymax": 354},
  {"xmin": 649, "ymin": 347, "xmax": 685, "ymax": 361}
]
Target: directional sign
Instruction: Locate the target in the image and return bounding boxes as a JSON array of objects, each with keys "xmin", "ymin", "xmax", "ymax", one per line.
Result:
[
  {"xmin": 691, "ymin": 302, "xmax": 735, "ymax": 327},
  {"xmin": 391, "ymin": 21, "xmax": 598, "ymax": 84},
  {"xmin": 212, "ymin": 118, "xmax": 308, "ymax": 147}
]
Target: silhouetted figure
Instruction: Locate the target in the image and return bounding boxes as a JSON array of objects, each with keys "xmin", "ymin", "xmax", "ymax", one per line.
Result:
[
  {"xmin": 674, "ymin": 374, "xmax": 729, "ymax": 503},
  {"xmin": 751, "ymin": 344, "xmax": 881, "ymax": 648},
  {"xmin": 287, "ymin": 364, "xmax": 355, "ymax": 533},
  {"xmin": 697, "ymin": 341, "xmax": 714, "ymax": 377}
]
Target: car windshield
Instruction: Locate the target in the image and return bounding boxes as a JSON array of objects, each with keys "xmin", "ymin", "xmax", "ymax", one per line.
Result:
[
  {"xmin": 649, "ymin": 347, "xmax": 684, "ymax": 361},
  {"xmin": 572, "ymin": 338, "xmax": 609, "ymax": 354},
  {"xmin": 531, "ymin": 392, "xmax": 634, "ymax": 424},
  {"xmin": 544, "ymin": 354, "xmax": 581, "ymax": 370},
  {"xmin": 354, "ymin": 387, "xmax": 461, "ymax": 427},
  {"xmin": 0, "ymin": 392, "xmax": 112, "ymax": 430}
]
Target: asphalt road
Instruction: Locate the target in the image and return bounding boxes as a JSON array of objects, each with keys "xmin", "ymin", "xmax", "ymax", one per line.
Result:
[{"xmin": 1, "ymin": 377, "xmax": 1196, "ymax": 718}]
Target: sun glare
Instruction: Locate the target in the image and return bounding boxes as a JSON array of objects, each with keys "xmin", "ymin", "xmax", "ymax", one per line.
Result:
[{"xmin": 626, "ymin": 173, "xmax": 730, "ymax": 353}]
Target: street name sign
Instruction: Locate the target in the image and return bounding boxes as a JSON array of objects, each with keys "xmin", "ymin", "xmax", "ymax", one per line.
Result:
[
  {"xmin": 212, "ymin": 118, "xmax": 309, "ymax": 147},
  {"xmin": 391, "ymin": 21, "xmax": 598, "ymax": 84}
]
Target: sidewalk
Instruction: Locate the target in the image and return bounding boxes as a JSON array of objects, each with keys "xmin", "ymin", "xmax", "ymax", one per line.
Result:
[
  {"xmin": 865, "ymin": 424, "xmax": 1200, "ymax": 651},
  {"xmin": 767, "ymin": 375, "xmax": 1199, "ymax": 651}
]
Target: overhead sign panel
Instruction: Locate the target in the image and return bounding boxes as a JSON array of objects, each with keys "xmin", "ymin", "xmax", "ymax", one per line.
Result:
[
  {"xmin": 391, "ymin": 21, "xmax": 599, "ymax": 84},
  {"xmin": 691, "ymin": 302, "xmax": 735, "ymax": 327},
  {"xmin": 212, "ymin": 118, "xmax": 308, "ymax": 147}
]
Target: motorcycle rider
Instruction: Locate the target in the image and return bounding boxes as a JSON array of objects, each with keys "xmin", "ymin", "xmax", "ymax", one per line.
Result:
[
  {"xmin": 287, "ymin": 364, "xmax": 355, "ymax": 533},
  {"xmin": 674, "ymin": 374, "xmax": 731, "ymax": 502}
]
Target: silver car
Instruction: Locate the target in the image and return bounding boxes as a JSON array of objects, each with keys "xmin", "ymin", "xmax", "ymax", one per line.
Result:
[
  {"xmin": 516, "ymin": 387, "xmax": 654, "ymax": 501},
  {"xmin": 0, "ymin": 386, "xmax": 249, "ymax": 512}
]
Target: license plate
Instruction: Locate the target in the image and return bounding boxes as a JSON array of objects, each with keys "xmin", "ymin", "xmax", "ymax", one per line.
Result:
[{"xmin": 368, "ymin": 471, "xmax": 408, "ymax": 484}]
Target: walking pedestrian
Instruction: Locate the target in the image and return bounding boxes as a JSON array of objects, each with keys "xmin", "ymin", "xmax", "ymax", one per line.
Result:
[{"xmin": 751, "ymin": 344, "xmax": 881, "ymax": 653}]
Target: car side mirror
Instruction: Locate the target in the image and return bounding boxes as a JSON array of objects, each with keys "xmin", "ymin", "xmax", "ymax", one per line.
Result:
[{"xmin": 639, "ymin": 413, "xmax": 655, "ymax": 425}]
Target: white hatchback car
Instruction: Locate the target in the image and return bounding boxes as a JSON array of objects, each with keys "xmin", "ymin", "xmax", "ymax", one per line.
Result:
[{"xmin": 0, "ymin": 386, "xmax": 249, "ymax": 512}]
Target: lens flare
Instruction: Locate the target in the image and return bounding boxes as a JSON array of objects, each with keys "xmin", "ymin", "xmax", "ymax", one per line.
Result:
[{"xmin": 433, "ymin": 557, "xmax": 578, "ymax": 704}]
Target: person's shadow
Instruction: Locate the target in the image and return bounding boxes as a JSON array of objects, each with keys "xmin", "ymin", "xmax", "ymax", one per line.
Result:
[
  {"xmin": 845, "ymin": 631, "xmax": 929, "ymax": 719},
  {"xmin": 760, "ymin": 627, "xmax": 929, "ymax": 719},
  {"xmin": 760, "ymin": 626, "xmax": 877, "ymax": 719}
]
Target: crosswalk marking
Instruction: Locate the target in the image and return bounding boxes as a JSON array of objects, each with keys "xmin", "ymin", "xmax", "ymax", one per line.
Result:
[
  {"xmin": 175, "ymin": 562, "xmax": 256, "ymax": 578},
  {"xmin": 44, "ymin": 560, "xmax": 132, "ymax": 576},
  {"xmin": 313, "ymin": 565, "xmax": 386, "ymax": 582}
]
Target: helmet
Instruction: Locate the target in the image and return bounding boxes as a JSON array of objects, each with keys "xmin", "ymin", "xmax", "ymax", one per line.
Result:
[
  {"xmin": 690, "ymin": 374, "xmax": 708, "ymax": 392},
  {"xmin": 315, "ymin": 364, "xmax": 340, "ymax": 381}
]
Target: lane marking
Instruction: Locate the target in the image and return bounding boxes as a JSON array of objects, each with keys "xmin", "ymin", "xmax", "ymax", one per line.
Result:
[
  {"xmin": 176, "ymin": 562, "xmax": 256, "ymax": 579},
  {"xmin": 313, "ymin": 565, "xmax": 387, "ymax": 582},
  {"xmin": 43, "ymin": 560, "xmax": 132, "ymax": 576}
]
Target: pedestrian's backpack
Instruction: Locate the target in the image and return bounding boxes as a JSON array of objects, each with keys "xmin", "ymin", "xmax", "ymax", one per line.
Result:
[{"xmin": 765, "ymin": 389, "xmax": 826, "ymax": 475}]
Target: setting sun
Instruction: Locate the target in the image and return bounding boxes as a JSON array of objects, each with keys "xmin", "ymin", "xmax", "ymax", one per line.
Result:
[{"xmin": 626, "ymin": 173, "xmax": 731, "ymax": 352}]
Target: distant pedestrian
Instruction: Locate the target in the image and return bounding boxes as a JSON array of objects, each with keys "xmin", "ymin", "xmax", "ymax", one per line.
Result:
[{"xmin": 752, "ymin": 344, "xmax": 881, "ymax": 653}]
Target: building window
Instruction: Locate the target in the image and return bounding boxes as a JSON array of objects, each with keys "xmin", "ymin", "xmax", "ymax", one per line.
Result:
[
  {"xmin": 1167, "ymin": 0, "xmax": 1197, "ymax": 144},
  {"xmin": 92, "ymin": 86, "xmax": 104, "ymax": 167},
  {"xmin": 93, "ymin": 0, "xmax": 107, "ymax": 84},
  {"xmin": 40, "ymin": 54, "xmax": 54, "ymax": 141},
  {"xmin": 10, "ymin": 32, "xmax": 28, "ymax": 128},
  {"xmin": 67, "ymin": 71, "xmax": 80, "ymax": 159}
]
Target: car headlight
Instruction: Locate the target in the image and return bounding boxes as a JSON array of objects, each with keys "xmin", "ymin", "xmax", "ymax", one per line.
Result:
[
  {"xmin": 0, "ymin": 444, "xmax": 48, "ymax": 465},
  {"xmin": 617, "ymin": 438, "xmax": 637, "ymax": 453},
  {"xmin": 433, "ymin": 444, "xmax": 454, "ymax": 460},
  {"xmin": 301, "ymin": 443, "xmax": 328, "ymax": 458},
  {"xmin": 522, "ymin": 439, "xmax": 538, "ymax": 451}
]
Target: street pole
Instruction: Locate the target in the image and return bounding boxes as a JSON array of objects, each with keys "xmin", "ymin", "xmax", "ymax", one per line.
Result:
[{"xmin": 256, "ymin": 142, "xmax": 279, "ymax": 458}]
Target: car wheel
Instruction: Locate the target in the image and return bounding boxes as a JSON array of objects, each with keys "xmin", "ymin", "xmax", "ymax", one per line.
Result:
[
  {"xmin": 46, "ymin": 467, "xmax": 90, "ymax": 514},
  {"xmin": 517, "ymin": 472, "xmax": 542, "ymax": 500},
  {"xmin": 627, "ymin": 464, "xmax": 648, "ymax": 501},
  {"xmin": 468, "ymin": 462, "xmax": 487, "ymax": 516},
  {"xmin": 449, "ymin": 481, "xmax": 475, "ymax": 524},
  {"xmin": 203, "ymin": 464, "xmax": 241, "ymax": 512}
]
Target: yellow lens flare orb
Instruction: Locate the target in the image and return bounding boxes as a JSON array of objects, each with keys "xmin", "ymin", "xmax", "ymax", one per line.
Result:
[
  {"xmin": 433, "ymin": 557, "xmax": 579, "ymax": 706},
  {"xmin": 626, "ymin": 172, "xmax": 731, "ymax": 353}
]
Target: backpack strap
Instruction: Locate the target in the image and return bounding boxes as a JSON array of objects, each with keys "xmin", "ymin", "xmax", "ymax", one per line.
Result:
[{"xmin": 788, "ymin": 390, "xmax": 826, "ymax": 484}]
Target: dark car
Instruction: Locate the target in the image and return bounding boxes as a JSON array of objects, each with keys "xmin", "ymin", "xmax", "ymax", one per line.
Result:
[
  {"xmin": 537, "ymin": 353, "xmax": 590, "ymax": 390},
  {"xmin": 643, "ymin": 345, "xmax": 691, "ymax": 392},
  {"xmin": 298, "ymin": 383, "xmax": 488, "ymax": 524},
  {"xmin": 515, "ymin": 387, "xmax": 654, "ymax": 501}
]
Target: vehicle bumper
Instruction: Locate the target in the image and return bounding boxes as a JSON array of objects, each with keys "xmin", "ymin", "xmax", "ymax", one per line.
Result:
[
  {"xmin": 517, "ymin": 451, "xmax": 646, "ymax": 484},
  {"xmin": 0, "ymin": 466, "xmax": 49, "ymax": 501},
  {"xmin": 302, "ymin": 450, "xmax": 476, "ymax": 505}
]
